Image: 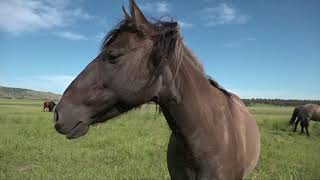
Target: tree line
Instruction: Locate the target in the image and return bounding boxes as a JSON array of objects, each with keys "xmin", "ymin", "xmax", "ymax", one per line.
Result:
[{"xmin": 242, "ymin": 98, "xmax": 320, "ymax": 107}]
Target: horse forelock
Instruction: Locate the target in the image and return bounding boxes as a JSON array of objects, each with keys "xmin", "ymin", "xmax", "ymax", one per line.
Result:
[{"xmin": 100, "ymin": 19, "xmax": 143, "ymax": 51}]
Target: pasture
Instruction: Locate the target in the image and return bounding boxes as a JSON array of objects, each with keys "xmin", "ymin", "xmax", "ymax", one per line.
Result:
[{"xmin": 0, "ymin": 99, "xmax": 319, "ymax": 179}]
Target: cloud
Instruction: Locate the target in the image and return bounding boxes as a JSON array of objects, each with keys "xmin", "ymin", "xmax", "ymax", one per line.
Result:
[
  {"xmin": 178, "ymin": 21, "xmax": 193, "ymax": 28},
  {"xmin": 37, "ymin": 75, "xmax": 75, "ymax": 82},
  {"xmin": 94, "ymin": 32, "xmax": 106, "ymax": 42},
  {"xmin": 222, "ymin": 42, "xmax": 241, "ymax": 47},
  {"xmin": 244, "ymin": 37, "xmax": 256, "ymax": 41},
  {"xmin": 0, "ymin": 75, "xmax": 75, "ymax": 94},
  {"xmin": 156, "ymin": 2, "xmax": 169, "ymax": 13},
  {"xmin": 0, "ymin": 0, "xmax": 94, "ymax": 34},
  {"xmin": 200, "ymin": 3, "xmax": 249, "ymax": 26},
  {"xmin": 55, "ymin": 31, "xmax": 87, "ymax": 40},
  {"xmin": 222, "ymin": 37, "xmax": 256, "ymax": 48},
  {"xmin": 139, "ymin": 2, "xmax": 170, "ymax": 14}
]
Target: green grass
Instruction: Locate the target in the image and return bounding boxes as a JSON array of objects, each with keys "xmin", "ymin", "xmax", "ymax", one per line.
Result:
[{"xmin": 0, "ymin": 100, "xmax": 319, "ymax": 179}]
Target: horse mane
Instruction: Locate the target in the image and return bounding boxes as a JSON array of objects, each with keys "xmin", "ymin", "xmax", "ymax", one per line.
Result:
[
  {"xmin": 101, "ymin": 20, "xmax": 142, "ymax": 51},
  {"xmin": 100, "ymin": 18, "xmax": 231, "ymax": 98},
  {"xmin": 207, "ymin": 76, "xmax": 232, "ymax": 97},
  {"xmin": 180, "ymin": 44, "xmax": 231, "ymax": 97}
]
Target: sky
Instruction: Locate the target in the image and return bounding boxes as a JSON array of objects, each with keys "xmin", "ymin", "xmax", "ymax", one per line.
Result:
[{"xmin": 0, "ymin": 0, "xmax": 320, "ymax": 99}]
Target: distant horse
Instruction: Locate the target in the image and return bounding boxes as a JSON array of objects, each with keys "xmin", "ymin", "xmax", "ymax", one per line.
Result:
[
  {"xmin": 290, "ymin": 104, "xmax": 320, "ymax": 136},
  {"xmin": 289, "ymin": 105, "xmax": 303, "ymax": 131},
  {"xmin": 43, "ymin": 101, "xmax": 56, "ymax": 112},
  {"xmin": 53, "ymin": 1, "xmax": 260, "ymax": 179}
]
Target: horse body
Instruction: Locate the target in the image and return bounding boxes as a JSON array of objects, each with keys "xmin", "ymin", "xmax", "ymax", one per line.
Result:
[
  {"xmin": 290, "ymin": 104, "xmax": 320, "ymax": 135},
  {"xmin": 43, "ymin": 101, "xmax": 56, "ymax": 112},
  {"xmin": 53, "ymin": 1, "xmax": 260, "ymax": 179},
  {"xmin": 163, "ymin": 54, "xmax": 259, "ymax": 179},
  {"xmin": 303, "ymin": 104, "xmax": 320, "ymax": 121}
]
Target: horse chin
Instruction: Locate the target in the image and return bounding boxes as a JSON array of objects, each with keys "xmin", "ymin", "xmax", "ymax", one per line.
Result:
[
  {"xmin": 66, "ymin": 121, "xmax": 89, "ymax": 139},
  {"xmin": 66, "ymin": 105, "xmax": 128, "ymax": 139},
  {"xmin": 91, "ymin": 106, "xmax": 123, "ymax": 124}
]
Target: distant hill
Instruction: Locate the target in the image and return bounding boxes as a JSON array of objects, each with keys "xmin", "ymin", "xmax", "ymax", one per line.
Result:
[{"xmin": 0, "ymin": 86, "xmax": 61, "ymax": 101}]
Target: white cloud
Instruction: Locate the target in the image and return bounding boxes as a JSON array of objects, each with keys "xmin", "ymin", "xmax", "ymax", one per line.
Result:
[
  {"xmin": 243, "ymin": 37, "xmax": 256, "ymax": 41},
  {"xmin": 156, "ymin": 2, "xmax": 169, "ymax": 13},
  {"xmin": 0, "ymin": 0, "xmax": 94, "ymax": 34},
  {"xmin": 178, "ymin": 21, "xmax": 193, "ymax": 28},
  {"xmin": 222, "ymin": 42, "xmax": 241, "ymax": 47},
  {"xmin": 37, "ymin": 75, "xmax": 75, "ymax": 82},
  {"xmin": 94, "ymin": 32, "xmax": 106, "ymax": 42},
  {"xmin": 55, "ymin": 31, "xmax": 87, "ymax": 40},
  {"xmin": 200, "ymin": 3, "xmax": 249, "ymax": 26},
  {"xmin": 139, "ymin": 2, "xmax": 170, "ymax": 14},
  {"xmin": 222, "ymin": 37, "xmax": 256, "ymax": 48}
]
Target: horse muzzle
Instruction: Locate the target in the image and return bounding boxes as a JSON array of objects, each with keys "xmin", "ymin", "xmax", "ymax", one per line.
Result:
[{"xmin": 53, "ymin": 104, "xmax": 90, "ymax": 139}]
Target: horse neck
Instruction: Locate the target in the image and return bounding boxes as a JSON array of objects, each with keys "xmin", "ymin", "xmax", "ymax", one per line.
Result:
[{"xmin": 159, "ymin": 48, "xmax": 230, "ymax": 139}]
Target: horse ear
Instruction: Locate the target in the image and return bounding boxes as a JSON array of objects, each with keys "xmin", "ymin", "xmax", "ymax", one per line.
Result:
[
  {"xmin": 129, "ymin": 0, "xmax": 151, "ymax": 30},
  {"xmin": 122, "ymin": 6, "xmax": 131, "ymax": 20}
]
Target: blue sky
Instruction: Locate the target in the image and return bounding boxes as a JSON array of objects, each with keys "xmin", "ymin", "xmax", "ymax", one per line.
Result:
[{"xmin": 0, "ymin": 0, "xmax": 319, "ymax": 99}]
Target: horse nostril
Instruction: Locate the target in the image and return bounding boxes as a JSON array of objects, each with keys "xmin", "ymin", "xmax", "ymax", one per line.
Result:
[{"xmin": 54, "ymin": 110, "xmax": 59, "ymax": 122}]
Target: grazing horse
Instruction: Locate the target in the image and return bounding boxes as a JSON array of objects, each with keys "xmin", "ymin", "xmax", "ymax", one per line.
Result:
[
  {"xmin": 290, "ymin": 104, "xmax": 320, "ymax": 136},
  {"xmin": 43, "ymin": 101, "xmax": 56, "ymax": 112},
  {"xmin": 289, "ymin": 105, "xmax": 303, "ymax": 131},
  {"xmin": 53, "ymin": 1, "xmax": 260, "ymax": 179}
]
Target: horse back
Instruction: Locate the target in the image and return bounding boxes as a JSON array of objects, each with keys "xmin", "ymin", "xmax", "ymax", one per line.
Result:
[{"xmin": 303, "ymin": 104, "xmax": 320, "ymax": 121}]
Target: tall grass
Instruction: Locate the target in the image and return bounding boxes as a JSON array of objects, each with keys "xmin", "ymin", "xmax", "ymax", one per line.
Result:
[{"xmin": 0, "ymin": 100, "xmax": 319, "ymax": 179}]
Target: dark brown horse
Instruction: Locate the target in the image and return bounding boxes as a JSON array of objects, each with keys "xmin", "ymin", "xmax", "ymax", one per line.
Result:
[
  {"xmin": 43, "ymin": 101, "xmax": 56, "ymax": 112},
  {"xmin": 290, "ymin": 104, "xmax": 320, "ymax": 136},
  {"xmin": 53, "ymin": 1, "xmax": 260, "ymax": 179},
  {"xmin": 289, "ymin": 105, "xmax": 303, "ymax": 131}
]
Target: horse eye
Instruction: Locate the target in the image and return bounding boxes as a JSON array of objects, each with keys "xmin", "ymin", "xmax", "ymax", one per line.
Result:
[{"xmin": 104, "ymin": 50, "xmax": 123, "ymax": 64}]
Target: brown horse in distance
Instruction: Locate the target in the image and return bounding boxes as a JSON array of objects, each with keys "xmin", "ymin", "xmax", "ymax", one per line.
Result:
[
  {"xmin": 289, "ymin": 105, "xmax": 304, "ymax": 132},
  {"xmin": 43, "ymin": 101, "xmax": 56, "ymax": 112},
  {"xmin": 290, "ymin": 104, "xmax": 320, "ymax": 136},
  {"xmin": 53, "ymin": 1, "xmax": 260, "ymax": 179}
]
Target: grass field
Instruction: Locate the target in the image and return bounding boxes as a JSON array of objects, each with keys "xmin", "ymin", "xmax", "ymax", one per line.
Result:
[{"xmin": 0, "ymin": 99, "xmax": 320, "ymax": 180}]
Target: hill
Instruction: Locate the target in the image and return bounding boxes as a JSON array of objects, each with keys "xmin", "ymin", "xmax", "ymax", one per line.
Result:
[{"xmin": 0, "ymin": 86, "xmax": 61, "ymax": 101}]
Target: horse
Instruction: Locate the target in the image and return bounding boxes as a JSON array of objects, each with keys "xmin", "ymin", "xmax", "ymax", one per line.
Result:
[
  {"xmin": 43, "ymin": 101, "xmax": 56, "ymax": 112},
  {"xmin": 53, "ymin": 1, "xmax": 260, "ymax": 179},
  {"xmin": 289, "ymin": 105, "xmax": 303, "ymax": 131},
  {"xmin": 290, "ymin": 104, "xmax": 320, "ymax": 136}
]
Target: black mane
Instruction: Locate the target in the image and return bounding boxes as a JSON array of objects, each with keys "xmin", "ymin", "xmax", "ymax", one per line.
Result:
[{"xmin": 207, "ymin": 76, "xmax": 232, "ymax": 97}]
